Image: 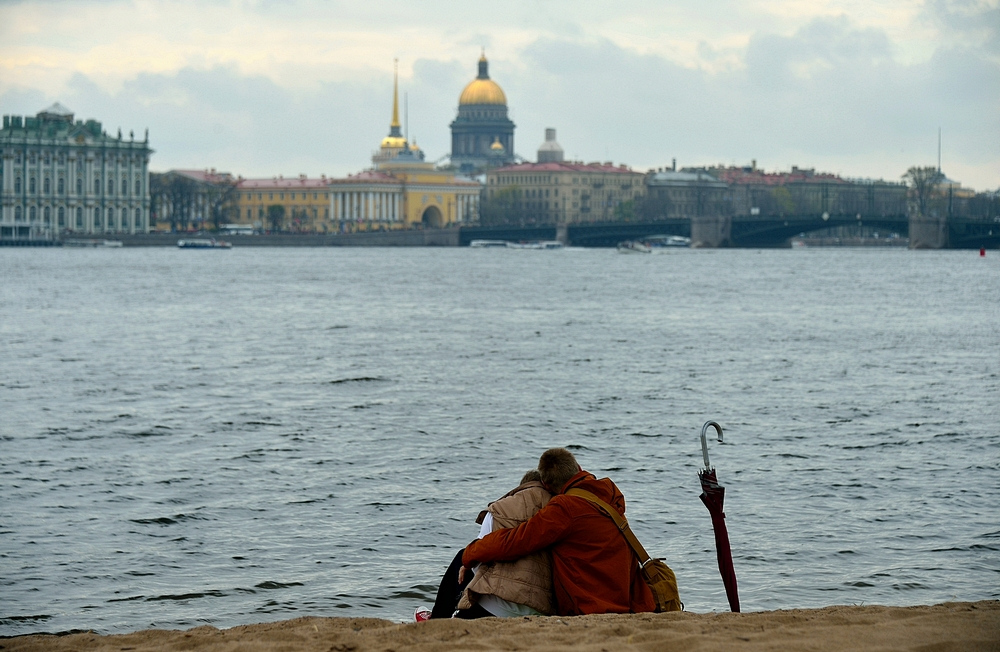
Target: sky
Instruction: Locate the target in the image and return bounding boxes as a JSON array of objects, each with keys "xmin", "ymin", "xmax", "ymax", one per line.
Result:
[{"xmin": 1, "ymin": 0, "xmax": 998, "ymax": 190}]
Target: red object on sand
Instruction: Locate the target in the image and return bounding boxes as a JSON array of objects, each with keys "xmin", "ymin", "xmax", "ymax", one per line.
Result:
[{"xmin": 699, "ymin": 421, "xmax": 741, "ymax": 613}]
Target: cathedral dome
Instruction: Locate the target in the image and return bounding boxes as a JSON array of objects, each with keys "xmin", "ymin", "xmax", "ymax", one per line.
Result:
[{"xmin": 458, "ymin": 53, "xmax": 507, "ymax": 106}]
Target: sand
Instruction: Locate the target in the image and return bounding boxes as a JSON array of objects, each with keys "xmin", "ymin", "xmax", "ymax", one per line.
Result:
[{"xmin": 3, "ymin": 601, "xmax": 997, "ymax": 652}]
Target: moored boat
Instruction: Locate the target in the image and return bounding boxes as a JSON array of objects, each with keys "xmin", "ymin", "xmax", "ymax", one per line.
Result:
[{"xmin": 177, "ymin": 238, "xmax": 232, "ymax": 249}]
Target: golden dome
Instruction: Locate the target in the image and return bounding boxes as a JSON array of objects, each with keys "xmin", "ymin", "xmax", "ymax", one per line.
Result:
[
  {"xmin": 459, "ymin": 52, "xmax": 507, "ymax": 105},
  {"xmin": 490, "ymin": 137, "xmax": 505, "ymax": 151},
  {"xmin": 381, "ymin": 135, "xmax": 407, "ymax": 148},
  {"xmin": 460, "ymin": 79, "xmax": 507, "ymax": 105}
]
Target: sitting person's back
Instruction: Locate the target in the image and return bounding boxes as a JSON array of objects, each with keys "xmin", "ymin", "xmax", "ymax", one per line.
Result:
[
  {"xmin": 457, "ymin": 471, "xmax": 553, "ymax": 616},
  {"xmin": 462, "ymin": 448, "xmax": 655, "ymax": 616}
]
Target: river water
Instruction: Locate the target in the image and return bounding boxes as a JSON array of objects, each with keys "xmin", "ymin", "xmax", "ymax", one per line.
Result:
[{"xmin": 1, "ymin": 246, "xmax": 997, "ymax": 636}]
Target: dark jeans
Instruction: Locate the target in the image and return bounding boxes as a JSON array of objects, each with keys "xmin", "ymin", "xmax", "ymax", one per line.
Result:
[{"xmin": 430, "ymin": 548, "xmax": 492, "ymax": 619}]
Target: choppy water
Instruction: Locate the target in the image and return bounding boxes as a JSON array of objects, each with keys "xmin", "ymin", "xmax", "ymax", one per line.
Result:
[{"xmin": 1, "ymin": 246, "xmax": 998, "ymax": 636}]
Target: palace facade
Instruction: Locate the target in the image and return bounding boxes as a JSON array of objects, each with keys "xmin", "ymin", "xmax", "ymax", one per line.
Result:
[
  {"xmin": 1, "ymin": 103, "xmax": 151, "ymax": 241},
  {"xmin": 485, "ymin": 160, "xmax": 645, "ymax": 224},
  {"xmin": 235, "ymin": 176, "xmax": 332, "ymax": 232}
]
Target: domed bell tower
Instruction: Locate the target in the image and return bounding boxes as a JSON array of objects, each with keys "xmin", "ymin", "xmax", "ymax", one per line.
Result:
[{"xmin": 449, "ymin": 51, "xmax": 515, "ymax": 172}]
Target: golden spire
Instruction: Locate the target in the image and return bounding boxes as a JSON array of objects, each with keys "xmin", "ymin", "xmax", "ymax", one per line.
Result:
[{"xmin": 390, "ymin": 58, "xmax": 401, "ymax": 130}]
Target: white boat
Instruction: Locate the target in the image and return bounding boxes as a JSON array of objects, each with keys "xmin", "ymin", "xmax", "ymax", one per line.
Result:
[
  {"xmin": 645, "ymin": 234, "xmax": 691, "ymax": 248},
  {"xmin": 510, "ymin": 240, "xmax": 565, "ymax": 250},
  {"xmin": 617, "ymin": 240, "xmax": 652, "ymax": 253},
  {"xmin": 469, "ymin": 239, "xmax": 509, "ymax": 248},
  {"xmin": 177, "ymin": 238, "xmax": 232, "ymax": 249}
]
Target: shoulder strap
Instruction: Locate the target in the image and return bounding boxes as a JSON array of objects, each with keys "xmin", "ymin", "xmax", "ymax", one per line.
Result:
[{"xmin": 565, "ymin": 487, "xmax": 653, "ymax": 566}]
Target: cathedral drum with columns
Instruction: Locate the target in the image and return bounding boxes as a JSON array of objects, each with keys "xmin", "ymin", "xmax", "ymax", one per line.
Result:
[{"xmin": 450, "ymin": 52, "xmax": 515, "ymax": 172}]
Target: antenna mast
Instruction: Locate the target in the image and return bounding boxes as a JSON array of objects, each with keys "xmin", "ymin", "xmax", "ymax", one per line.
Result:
[
  {"xmin": 937, "ymin": 127, "xmax": 941, "ymax": 173},
  {"xmin": 405, "ymin": 92, "xmax": 409, "ymax": 142}
]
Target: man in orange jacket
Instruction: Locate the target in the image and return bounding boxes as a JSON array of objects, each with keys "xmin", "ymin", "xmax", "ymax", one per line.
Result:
[{"xmin": 462, "ymin": 448, "xmax": 655, "ymax": 616}]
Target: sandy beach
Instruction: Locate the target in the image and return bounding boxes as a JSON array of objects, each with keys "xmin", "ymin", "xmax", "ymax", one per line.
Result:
[{"xmin": 4, "ymin": 601, "xmax": 997, "ymax": 652}]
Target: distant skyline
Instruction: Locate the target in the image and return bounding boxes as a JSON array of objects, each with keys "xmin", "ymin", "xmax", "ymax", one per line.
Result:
[{"xmin": 1, "ymin": 0, "xmax": 997, "ymax": 190}]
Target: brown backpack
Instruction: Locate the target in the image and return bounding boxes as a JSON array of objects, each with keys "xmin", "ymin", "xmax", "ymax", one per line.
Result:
[{"xmin": 566, "ymin": 487, "xmax": 682, "ymax": 613}]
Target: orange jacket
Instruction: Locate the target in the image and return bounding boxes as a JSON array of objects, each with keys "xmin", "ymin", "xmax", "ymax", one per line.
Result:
[{"xmin": 462, "ymin": 470, "xmax": 655, "ymax": 616}]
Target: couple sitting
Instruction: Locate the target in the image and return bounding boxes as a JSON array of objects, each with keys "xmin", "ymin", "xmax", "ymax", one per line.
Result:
[{"xmin": 427, "ymin": 447, "xmax": 655, "ymax": 619}]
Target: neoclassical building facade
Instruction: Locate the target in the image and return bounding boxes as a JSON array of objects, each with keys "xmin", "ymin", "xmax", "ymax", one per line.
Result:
[
  {"xmin": 327, "ymin": 66, "xmax": 481, "ymax": 230},
  {"xmin": 449, "ymin": 53, "xmax": 516, "ymax": 172},
  {"xmin": 0, "ymin": 103, "xmax": 151, "ymax": 241}
]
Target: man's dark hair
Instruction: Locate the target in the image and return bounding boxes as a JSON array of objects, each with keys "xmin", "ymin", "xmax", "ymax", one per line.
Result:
[
  {"xmin": 538, "ymin": 448, "xmax": 580, "ymax": 492},
  {"xmin": 520, "ymin": 469, "xmax": 542, "ymax": 484}
]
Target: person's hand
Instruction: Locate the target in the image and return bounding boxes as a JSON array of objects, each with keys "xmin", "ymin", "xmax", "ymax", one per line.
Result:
[{"xmin": 458, "ymin": 565, "xmax": 468, "ymax": 584}]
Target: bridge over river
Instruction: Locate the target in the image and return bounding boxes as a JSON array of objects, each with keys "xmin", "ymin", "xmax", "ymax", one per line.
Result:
[{"xmin": 460, "ymin": 212, "xmax": 1000, "ymax": 249}]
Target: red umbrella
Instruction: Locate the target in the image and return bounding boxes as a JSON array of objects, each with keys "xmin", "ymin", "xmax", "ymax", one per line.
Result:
[{"xmin": 699, "ymin": 420, "xmax": 740, "ymax": 612}]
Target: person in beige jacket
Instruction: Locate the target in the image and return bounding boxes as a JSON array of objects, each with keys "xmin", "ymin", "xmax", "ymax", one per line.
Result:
[
  {"xmin": 457, "ymin": 470, "xmax": 554, "ymax": 617},
  {"xmin": 426, "ymin": 470, "xmax": 554, "ymax": 619}
]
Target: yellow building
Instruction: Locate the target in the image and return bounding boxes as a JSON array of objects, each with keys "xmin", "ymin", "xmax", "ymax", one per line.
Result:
[
  {"xmin": 327, "ymin": 62, "xmax": 481, "ymax": 230},
  {"xmin": 234, "ymin": 175, "xmax": 332, "ymax": 232}
]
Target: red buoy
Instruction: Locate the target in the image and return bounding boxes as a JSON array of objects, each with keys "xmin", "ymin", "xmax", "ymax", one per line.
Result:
[{"xmin": 981, "ymin": 247, "xmax": 986, "ymax": 257}]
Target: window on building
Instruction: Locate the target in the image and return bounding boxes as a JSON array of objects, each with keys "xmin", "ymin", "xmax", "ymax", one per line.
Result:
[
  {"xmin": 122, "ymin": 175, "xmax": 127, "ymax": 194},
  {"xmin": 15, "ymin": 206, "xmax": 22, "ymax": 221},
  {"xmin": 107, "ymin": 207, "xmax": 115, "ymax": 229},
  {"xmin": 290, "ymin": 193, "xmax": 295, "ymax": 200},
  {"xmin": 94, "ymin": 209, "xmax": 101, "ymax": 228},
  {"xmin": 258, "ymin": 208, "xmax": 264, "ymax": 218},
  {"xmin": 268, "ymin": 193, "xmax": 273, "ymax": 200},
  {"xmin": 135, "ymin": 208, "xmax": 142, "ymax": 229},
  {"xmin": 29, "ymin": 206, "xmax": 36, "ymax": 221},
  {"xmin": 107, "ymin": 179, "xmax": 114, "ymax": 195},
  {"xmin": 76, "ymin": 207, "xmax": 83, "ymax": 228},
  {"xmin": 58, "ymin": 177, "xmax": 64, "ymax": 194},
  {"xmin": 280, "ymin": 193, "xmax": 284, "ymax": 200},
  {"xmin": 44, "ymin": 206, "xmax": 51, "ymax": 223},
  {"xmin": 58, "ymin": 207, "xmax": 65, "ymax": 226},
  {"xmin": 43, "ymin": 152, "xmax": 50, "ymax": 165},
  {"xmin": 135, "ymin": 178, "xmax": 140, "ymax": 195},
  {"xmin": 258, "ymin": 193, "xmax": 262, "ymax": 200},
  {"xmin": 29, "ymin": 154, "xmax": 35, "ymax": 164},
  {"xmin": 15, "ymin": 153, "xmax": 21, "ymax": 164},
  {"xmin": 77, "ymin": 178, "xmax": 83, "ymax": 195},
  {"xmin": 30, "ymin": 177, "xmax": 36, "ymax": 193},
  {"xmin": 44, "ymin": 177, "xmax": 50, "ymax": 194},
  {"xmin": 95, "ymin": 178, "xmax": 101, "ymax": 194},
  {"xmin": 15, "ymin": 177, "xmax": 21, "ymax": 193}
]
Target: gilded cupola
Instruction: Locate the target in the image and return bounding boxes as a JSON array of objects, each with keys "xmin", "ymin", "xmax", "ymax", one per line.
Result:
[{"xmin": 458, "ymin": 52, "xmax": 507, "ymax": 106}]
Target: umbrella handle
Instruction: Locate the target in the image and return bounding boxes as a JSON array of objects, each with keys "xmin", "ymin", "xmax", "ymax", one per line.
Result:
[{"xmin": 701, "ymin": 420, "xmax": 724, "ymax": 470}]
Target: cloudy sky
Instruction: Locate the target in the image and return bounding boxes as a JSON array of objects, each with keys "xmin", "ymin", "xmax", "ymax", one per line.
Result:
[{"xmin": 2, "ymin": 0, "xmax": 997, "ymax": 189}]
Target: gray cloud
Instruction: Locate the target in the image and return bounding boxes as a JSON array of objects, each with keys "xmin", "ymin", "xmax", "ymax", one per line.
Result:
[{"xmin": 3, "ymin": 15, "xmax": 996, "ymax": 188}]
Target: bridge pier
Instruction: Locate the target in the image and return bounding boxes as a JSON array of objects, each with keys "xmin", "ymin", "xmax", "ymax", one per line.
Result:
[
  {"xmin": 691, "ymin": 215, "xmax": 731, "ymax": 248},
  {"xmin": 909, "ymin": 213, "xmax": 949, "ymax": 249},
  {"xmin": 555, "ymin": 222, "xmax": 568, "ymax": 245}
]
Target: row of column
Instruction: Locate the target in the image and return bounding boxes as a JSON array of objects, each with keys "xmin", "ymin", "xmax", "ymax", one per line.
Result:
[
  {"xmin": 332, "ymin": 190, "xmax": 401, "ymax": 222},
  {"xmin": 456, "ymin": 194, "xmax": 479, "ymax": 223}
]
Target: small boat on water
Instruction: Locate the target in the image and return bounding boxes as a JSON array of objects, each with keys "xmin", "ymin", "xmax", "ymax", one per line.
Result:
[
  {"xmin": 469, "ymin": 239, "xmax": 509, "ymax": 248},
  {"xmin": 645, "ymin": 234, "xmax": 691, "ymax": 248},
  {"xmin": 177, "ymin": 238, "xmax": 232, "ymax": 249},
  {"xmin": 617, "ymin": 240, "xmax": 652, "ymax": 253}
]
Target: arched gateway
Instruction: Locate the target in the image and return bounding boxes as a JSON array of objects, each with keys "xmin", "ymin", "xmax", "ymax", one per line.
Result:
[{"xmin": 421, "ymin": 205, "xmax": 443, "ymax": 228}]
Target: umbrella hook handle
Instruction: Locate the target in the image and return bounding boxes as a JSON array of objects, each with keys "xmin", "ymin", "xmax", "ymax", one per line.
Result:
[{"xmin": 701, "ymin": 420, "xmax": 724, "ymax": 470}]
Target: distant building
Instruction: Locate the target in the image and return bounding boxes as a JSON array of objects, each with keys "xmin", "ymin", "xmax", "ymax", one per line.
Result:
[
  {"xmin": 485, "ymin": 161, "xmax": 645, "ymax": 224},
  {"xmin": 372, "ymin": 61, "xmax": 426, "ymax": 169},
  {"xmin": 537, "ymin": 129, "xmax": 564, "ymax": 163},
  {"xmin": 328, "ymin": 78, "xmax": 482, "ymax": 230},
  {"xmin": 450, "ymin": 52, "xmax": 515, "ymax": 172},
  {"xmin": 712, "ymin": 164, "xmax": 906, "ymax": 216},
  {"xmin": 1, "ymin": 103, "xmax": 152, "ymax": 241},
  {"xmin": 235, "ymin": 176, "xmax": 332, "ymax": 232},
  {"xmin": 643, "ymin": 166, "xmax": 729, "ymax": 218}
]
